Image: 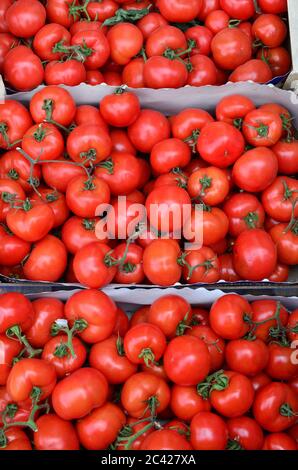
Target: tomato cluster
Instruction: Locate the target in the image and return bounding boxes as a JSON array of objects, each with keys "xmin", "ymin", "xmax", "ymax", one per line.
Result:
[
  {"xmin": 0, "ymin": 0, "xmax": 291, "ymax": 91},
  {"xmin": 0, "ymin": 86, "xmax": 297, "ymax": 285},
  {"xmin": 0, "ymin": 290, "xmax": 297, "ymax": 451}
]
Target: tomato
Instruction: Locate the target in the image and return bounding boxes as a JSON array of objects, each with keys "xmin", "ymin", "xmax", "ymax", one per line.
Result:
[
  {"xmin": 211, "ymin": 28, "xmax": 252, "ymax": 70},
  {"xmin": 0, "ymin": 0, "xmax": 12, "ymax": 33},
  {"xmin": 110, "ymin": 129, "xmax": 136, "ymax": 156},
  {"xmin": 4, "ymin": 45, "xmax": 43, "ymax": 91},
  {"xmin": 181, "ymin": 247, "xmax": 220, "ymax": 284},
  {"xmin": 171, "ymin": 108, "xmax": 214, "ymax": 146},
  {"xmin": 0, "ymin": 150, "xmax": 41, "ymax": 193},
  {"xmin": 0, "ymin": 428, "xmax": 32, "ymax": 450},
  {"xmin": 232, "ymin": 147, "xmax": 278, "ymax": 192},
  {"xmin": 289, "ymin": 424, "xmax": 298, "ymax": 444},
  {"xmin": 226, "ymin": 338, "xmax": 269, "ymax": 376},
  {"xmin": 6, "ymin": 0, "xmax": 46, "ymax": 38},
  {"xmin": 122, "ymin": 57, "xmax": 145, "ymax": 88},
  {"xmin": 128, "ymin": 109, "xmax": 171, "ymax": 154},
  {"xmin": 187, "ymin": 54, "xmax": 218, "ymax": 87},
  {"xmin": 191, "ymin": 308, "xmax": 209, "ymax": 326},
  {"xmin": 113, "ymin": 307, "xmax": 129, "ymax": 337},
  {"xmin": 67, "ymin": 124, "xmax": 112, "ymax": 165},
  {"xmin": 112, "ymin": 243, "xmax": 144, "ymax": 284},
  {"xmin": 86, "ymin": 0, "xmax": 117, "ymax": 20},
  {"xmin": 185, "ymin": 26, "xmax": 213, "ymax": 56},
  {"xmin": 0, "ymin": 335, "xmax": 22, "ymax": 385},
  {"xmin": 229, "ymin": 58, "xmax": 273, "ymax": 83},
  {"xmin": 100, "ymin": 90, "xmax": 140, "ymax": 127},
  {"xmin": 94, "ymin": 152, "xmax": 141, "ymax": 195},
  {"xmin": 258, "ymin": 0, "xmax": 287, "ymax": 14},
  {"xmin": 7, "ymin": 358, "xmax": 56, "ymax": 401},
  {"xmin": 144, "ymin": 56, "xmax": 188, "ymax": 89},
  {"xmin": 75, "ymin": 105, "xmax": 108, "ymax": 130},
  {"xmin": 197, "ymin": 121, "xmax": 245, "ymax": 168},
  {"xmin": 262, "ymin": 177, "xmax": 298, "ymax": 223},
  {"xmin": 31, "ymin": 188, "xmax": 69, "ymax": 228},
  {"xmin": 44, "ymin": 59, "xmax": 86, "ymax": 87},
  {"xmin": 233, "ymin": 229, "xmax": 277, "ymax": 281},
  {"xmin": 61, "ymin": 217, "xmax": 101, "ymax": 254},
  {"xmin": 154, "ymin": 171, "xmax": 188, "ymax": 190},
  {"xmin": 189, "ymin": 325, "xmax": 225, "ymax": 371},
  {"xmin": 52, "ymin": 367, "xmax": 108, "ymax": 420},
  {"xmin": 164, "ymin": 335, "xmax": 210, "ymax": 386},
  {"xmin": 33, "ymin": 23, "xmax": 70, "ymax": 61},
  {"xmin": 266, "ymin": 343, "xmax": 298, "ymax": 380},
  {"xmin": 272, "ymin": 139, "xmax": 298, "ymax": 175},
  {"xmin": 34, "ymin": 414, "xmax": 79, "ymax": 450},
  {"xmin": 188, "ymin": 167, "xmax": 229, "ymax": 206},
  {"xmin": 205, "ymin": 9, "xmax": 229, "ymax": 34},
  {"xmin": 140, "ymin": 429, "xmax": 192, "ymax": 450},
  {"xmin": 148, "ymin": 295, "xmax": 192, "ymax": 338},
  {"xmin": 0, "ymin": 100, "xmax": 32, "ymax": 150},
  {"xmin": 257, "ymin": 47, "xmax": 291, "ymax": 77},
  {"xmin": 0, "ymin": 179, "xmax": 25, "ymax": 224},
  {"xmin": 191, "ymin": 411, "xmax": 228, "ymax": 450},
  {"xmin": 117, "ymin": 416, "xmax": 154, "ymax": 450},
  {"xmin": 170, "ymin": 385, "xmax": 211, "ymax": 422},
  {"xmin": 42, "ymin": 335, "xmax": 87, "ymax": 378},
  {"xmin": 0, "ymin": 33, "xmax": 18, "ymax": 74},
  {"xmin": 218, "ymin": 253, "xmax": 240, "ymax": 282},
  {"xmin": 137, "ymin": 12, "xmax": 168, "ymax": 39},
  {"xmin": 216, "ymin": 94, "xmax": 255, "ymax": 125},
  {"xmin": 227, "ymin": 417, "xmax": 264, "ymax": 450},
  {"xmin": 26, "ymin": 298, "xmax": 65, "ymax": 348},
  {"xmin": 220, "ymin": 0, "xmax": 255, "ymax": 19},
  {"xmin": 146, "ymin": 25, "xmax": 187, "ymax": 57},
  {"xmin": 107, "ymin": 23, "xmax": 143, "ymax": 65},
  {"xmin": 251, "ymin": 373, "xmax": 271, "ymax": 392},
  {"xmin": 270, "ymin": 223, "xmax": 298, "ymax": 266},
  {"xmin": 46, "ymin": 0, "xmax": 78, "ymax": 28},
  {"xmin": 210, "ymin": 293, "xmax": 252, "ymax": 340},
  {"xmin": 21, "ymin": 122, "xmax": 64, "ymax": 162},
  {"xmin": 86, "ymin": 70, "xmax": 104, "ymax": 86},
  {"xmin": 30, "ymin": 85, "xmax": 76, "ymax": 127},
  {"xmin": 243, "ymin": 109, "xmax": 283, "ymax": 147},
  {"xmin": 253, "ymin": 382, "xmax": 298, "ymax": 432},
  {"xmin": 0, "ymin": 224, "xmax": 30, "ymax": 267},
  {"xmin": 207, "ymin": 370, "xmax": 254, "ymax": 418},
  {"xmin": 268, "ymin": 262, "xmax": 289, "ymax": 282},
  {"xmin": 224, "ymin": 193, "xmax": 265, "ymax": 237},
  {"xmin": 76, "ymin": 402, "xmax": 126, "ymax": 450},
  {"xmin": 124, "ymin": 323, "xmax": 166, "ymax": 367},
  {"xmin": 198, "ymin": 0, "xmax": 220, "ymax": 19},
  {"xmin": 252, "ymin": 14, "xmax": 287, "ymax": 48},
  {"xmin": 0, "ymin": 292, "xmax": 34, "ymax": 334},
  {"xmin": 73, "ymin": 242, "xmax": 117, "ymax": 288},
  {"xmin": 130, "ymin": 306, "xmax": 150, "ymax": 328},
  {"xmin": 0, "ymin": 388, "xmax": 31, "ymax": 426},
  {"xmin": 6, "ymin": 200, "xmax": 54, "ymax": 242},
  {"xmin": 121, "ymin": 372, "xmax": 170, "ymax": 418},
  {"xmin": 23, "ymin": 234, "xmax": 67, "ymax": 282},
  {"xmin": 102, "ymin": 70, "xmax": 122, "ymax": 86},
  {"xmin": 263, "ymin": 433, "xmax": 297, "ymax": 450},
  {"xmin": 66, "ymin": 175, "xmax": 110, "ymax": 218},
  {"xmin": 143, "ymin": 240, "xmax": 182, "ymax": 286},
  {"xmin": 71, "ymin": 30, "xmax": 110, "ymax": 70},
  {"xmin": 42, "ymin": 156, "xmax": 86, "ymax": 193},
  {"xmin": 197, "ymin": 207, "xmax": 229, "ymax": 246},
  {"xmin": 251, "ymin": 299, "xmax": 289, "ymax": 342},
  {"xmin": 157, "ymin": 0, "xmax": 202, "ymax": 21}
]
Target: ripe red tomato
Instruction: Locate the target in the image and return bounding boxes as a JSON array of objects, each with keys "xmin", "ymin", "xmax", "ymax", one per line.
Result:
[
  {"xmin": 71, "ymin": 30, "xmax": 110, "ymax": 70},
  {"xmin": 262, "ymin": 176, "xmax": 298, "ymax": 222},
  {"xmin": 258, "ymin": 0, "xmax": 287, "ymax": 13},
  {"xmin": 191, "ymin": 411, "xmax": 228, "ymax": 450},
  {"xmin": 0, "ymin": 224, "xmax": 30, "ymax": 267},
  {"xmin": 170, "ymin": 384, "xmax": 211, "ymax": 422},
  {"xmin": 270, "ymin": 223, "xmax": 298, "ymax": 266},
  {"xmin": 252, "ymin": 14, "xmax": 287, "ymax": 48},
  {"xmin": 122, "ymin": 57, "xmax": 145, "ymax": 88},
  {"xmin": 0, "ymin": 150, "xmax": 40, "ymax": 193},
  {"xmin": 263, "ymin": 433, "xmax": 297, "ymax": 450},
  {"xmin": 67, "ymin": 124, "xmax": 112, "ymax": 165},
  {"xmin": 61, "ymin": 216, "xmax": 103, "ymax": 255},
  {"xmin": 143, "ymin": 239, "xmax": 182, "ymax": 286},
  {"xmin": 257, "ymin": 47, "xmax": 291, "ymax": 77},
  {"xmin": 52, "ymin": 367, "xmax": 108, "ymax": 420},
  {"xmin": 73, "ymin": 242, "xmax": 117, "ymax": 288},
  {"xmin": 44, "ymin": 59, "xmax": 86, "ymax": 87},
  {"xmin": 251, "ymin": 299, "xmax": 289, "ymax": 342},
  {"xmin": 0, "ymin": 292, "xmax": 34, "ymax": 335},
  {"xmin": 218, "ymin": 253, "xmax": 240, "ymax": 282},
  {"xmin": 100, "ymin": 90, "xmax": 140, "ymax": 127},
  {"xmin": 210, "ymin": 293, "xmax": 252, "ymax": 340},
  {"xmin": 163, "ymin": 335, "xmax": 211, "ymax": 386},
  {"xmin": 0, "ymin": 428, "xmax": 32, "ymax": 450},
  {"xmin": 185, "ymin": 26, "xmax": 213, "ymax": 56},
  {"xmin": 148, "ymin": 295, "xmax": 192, "ymax": 338},
  {"xmin": 216, "ymin": 94, "xmax": 255, "ymax": 125},
  {"xmin": 226, "ymin": 339, "xmax": 269, "ymax": 376},
  {"xmin": 137, "ymin": 12, "xmax": 167, "ymax": 39},
  {"xmin": 4, "ymin": 45, "xmax": 44, "ymax": 91},
  {"xmin": 30, "ymin": 85, "xmax": 76, "ymax": 127},
  {"xmin": 21, "ymin": 122, "xmax": 64, "ymax": 162},
  {"xmin": 34, "ymin": 414, "xmax": 80, "ymax": 450},
  {"xmin": 157, "ymin": 0, "xmax": 202, "ymax": 22},
  {"xmin": 188, "ymin": 166, "xmax": 229, "ymax": 206},
  {"xmin": 224, "ymin": 193, "xmax": 265, "ymax": 237},
  {"xmin": 109, "ymin": 130, "xmax": 134, "ymax": 154},
  {"xmin": 107, "ymin": 23, "xmax": 143, "ymax": 65},
  {"xmin": 220, "ymin": 0, "xmax": 255, "ymax": 20},
  {"xmin": 251, "ymin": 373, "xmax": 271, "ymax": 393},
  {"xmin": 5, "ymin": 0, "xmax": 46, "ymax": 38},
  {"xmin": 181, "ymin": 247, "xmax": 220, "ymax": 284},
  {"xmin": 0, "ymin": 100, "xmax": 32, "ymax": 150},
  {"xmin": 243, "ymin": 109, "xmax": 283, "ymax": 147},
  {"xmin": 171, "ymin": 108, "xmax": 214, "ymax": 144},
  {"xmin": 6, "ymin": 200, "xmax": 54, "ymax": 242},
  {"xmin": 266, "ymin": 343, "xmax": 298, "ymax": 380},
  {"xmin": 124, "ymin": 323, "xmax": 167, "ymax": 366},
  {"xmin": 26, "ymin": 297, "xmax": 64, "ymax": 348},
  {"xmin": 227, "ymin": 416, "xmax": 264, "ymax": 450},
  {"xmin": 46, "ymin": 0, "xmax": 78, "ymax": 28},
  {"xmin": 0, "ymin": 33, "xmax": 18, "ymax": 74},
  {"xmin": 187, "ymin": 54, "xmax": 218, "ymax": 87},
  {"xmin": 229, "ymin": 58, "xmax": 273, "ymax": 83},
  {"xmin": 272, "ymin": 139, "xmax": 298, "ymax": 175},
  {"xmin": 233, "ymin": 229, "xmax": 277, "ymax": 281},
  {"xmin": 0, "ymin": 335, "xmax": 22, "ymax": 385},
  {"xmin": 112, "ymin": 243, "xmax": 144, "ymax": 284},
  {"xmin": 41, "ymin": 156, "xmax": 86, "ymax": 193},
  {"xmin": 146, "ymin": 25, "xmax": 187, "ymax": 57},
  {"xmin": 188, "ymin": 325, "xmax": 225, "ymax": 371},
  {"xmin": 33, "ymin": 23, "xmax": 71, "ymax": 61},
  {"xmin": 42, "ymin": 335, "xmax": 87, "ymax": 378},
  {"xmin": 31, "ymin": 188, "xmax": 69, "ymax": 228},
  {"xmin": 140, "ymin": 429, "xmax": 192, "ymax": 450},
  {"xmin": 128, "ymin": 109, "xmax": 170, "ymax": 154},
  {"xmin": 94, "ymin": 152, "xmax": 141, "ymax": 195},
  {"xmin": 211, "ymin": 28, "xmax": 252, "ymax": 70},
  {"xmin": 66, "ymin": 175, "xmax": 110, "ymax": 218},
  {"xmin": 0, "ymin": 0, "xmax": 12, "ymax": 33}
]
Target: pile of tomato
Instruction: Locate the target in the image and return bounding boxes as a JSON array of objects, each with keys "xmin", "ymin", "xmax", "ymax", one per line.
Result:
[
  {"xmin": 0, "ymin": 0, "xmax": 291, "ymax": 91},
  {"xmin": 0, "ymin": 290, "xmax": 297, "ymax": 450},
  {"xmin": 0, "ymin": 85, "xmax": 297, "ymax": 285}
]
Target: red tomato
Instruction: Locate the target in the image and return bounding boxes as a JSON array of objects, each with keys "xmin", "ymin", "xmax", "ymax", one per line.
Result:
[
  {"xmin": 191, "ymin": 411, "xmax": 228, "ymax": 450},
  {"xmin": 23, "ymin": 235, "xmax": 67, "ymax": 282},
  {"xmin": 233, "ymin": 229, "xmax": 277, "ymax": 281},
  {"xmin": 227, "ymin": 417, "xmax": 264, "ymax": 450},
  {"xmin": 187, "ymin": 54, "xmax": 218, "ymax": 87},
  {"xmin": 62, "ymin": 217, "xmax": 102, "ymax": 255},
  {"xmin": 0, "ymin": 224, "xmax": 30, "ymax": 267},
  {"xmin": 224, "ymin": 193, "xmax": 265, "ymax": 237},
  {"xmin": 262, "ymin": 176, "xmax": 298, "ymax": 222},
  {"xmin": 243, "ymin": 109, "xmax": 283, "ymax": 147},
  {"xmin": 41, "ymin": 156, "xmax": 86, "ymax": 193},
  {"xmin": 26, "ymin": 297, "xmax": 65, "ymax": 348},
  {"xmin": 107, "ymin": 23, "xmax": 143, "ymax": 65},
  {"xmin": 34, "ymin": 414, "xmax": 80, "ymax": 450},
  {"xmin": 143, "ymin": 240, "xmax": 182, "ymax": 286},
  {"xmin": 181, "ymin": 247, "xmax": 220, "ymax": 284},
  {"xmin": 124, "ymin": 323, "xmax": 166, "ymax": 367},
  {"xmin": 157, "ymin": 0, "xmax": 202, "ymax": 21},
  {"xmin": 218, "ymin": 253, "xmax": 240, "ymax": 282},
  {"xmin": 128, "ymin": 109, "xmax": 171, "ymax": 154},
  {"xmin": 52, "ymin": 367, "xmax": 108, "ymax": 420},
  {"xmin": 67, "ymin": 124, "xmax": 112, "ymax": 165},
  {"xmin": 268, "ymin": 262, "xmax": 289, "ymax": 282},
  {"xmin": 188, "ymin": 166, "xmax": 229, "ymax": 206},
  {"xmin": 6, "ymin": 200, "xmax": 54, "ymax": 242},
  {"xmin": 112, "ymin": 243, "xmax": 144, "ymax": 284},
  {"xmin": 73, "ymin": 242, "xmax": 117, "ymax": 288},
  {"xmin": 252, "ymin": 14, "xmax": 287, "ymax": 48},
  {"xmin": 144, "ymin": 56, "xmax": 188, "ymax": 89},
  {"xmin": 44, "ymin": 59, "xmax": 86, "ymax": 86},
  {"xmin": 29, "ymin": 85, "xmax": 76, "ymax": 127},
  {"xmin": 220, "ymin": 0, "xmax": 255, "ymax": 19},
  {"xmin": 0, "ymin": 292, "xmax": 34, "ymax": 334},
  {"xmin": 5, "ymin": 0, "xmax": 46, "ymax": 38},
  {"xmin": 251, "ymin": 299, "xmax": 289, "ymax": 342},
  {"xmin": 197, "ymin": 121, "xmax": 245, "ymax": 168},
  {"xmin": 117, "ymin": 416, "xmax": 154, "ymax": 451},
  {"xmin": 258, "ymin": 0, "xmax": 287, "ymax": 13},
  {"xmin": 171, "ymin": 384, "xmax": 211, "ymax": 422},
  {"xmin": 272, "ymin": 139, "xmax": 298, "ymax": 175},
  {"xmin": 94, "ymin": 152, "xmax": 141, "ymax": 195},
  {"xmin": 188, "ymin": 325, "xmax": 225, "ymax": 371},
  {"xmin": 42, "ymin": 335, "xmax": 87, "ymax": 378},
  {"xmin": 46, "ymin": 0, "xmax": 78, "ymax": 28},
  {"xmin": 112, "ymin": 307, "xmax": 129, "ymax": 337},
  {"xmin": 229, "ymin": 58, "xmax": 273, "ymax": 83},
  {"xmin": 226, "ymin": 339, "xmax": 269, "ymax": 376},
  {"xmin": 33, "ymin": 23, "xmax": 71, "ymax": 61},
  {"xmin": 0, "ymin": 0, "xmax": 12, "ymax": 33},
  {"xmin": 130, "ymin": 306, "xmax": 150, "ymax": 328},
  {"xmin": 205, "ymin": 9, "xmax": 229, "ymax": 34},
  {"xmin": 75, "ymin": 105, "xmax": 108, "ymax": 130},
  {"xmin": 86, "ymin": 70, "xmax": 104, "ymax": 86},
  {"xmin": 0, "ymin": 427, "xmax": 32, "ymax": 450},
  {"xmin": 110, "ymin": 129, "xmax": 136, "ymax": 155},
  {"xmin": 263, "ymin": 433, "xmax": 297, "ymax": 450},
  {"xmin": 270, "ymin": 223, "xmax": 298, "ymax": 266},
  {"xmin": 146, "ymin": 25, "xmax": 187, "ymax": 57},
  {"xmin": 216, "ymin": 94, "xmax": 255, "ymax": 125},
  {"xmin": 210, "ymin": 293, "xmax": 252, "ymax": 340},
  {"xmin": 137, "ymin": 12, "xmax": 167, "ymax": 39},
  {"xmin": 76, "ymin": 402, "xmax": 126, "ymax": 450},
  {"xmin": 266, "ymin": 343, "xmax": 298, "ymax": 381},
  {"xmin": 66, "ymin": 175, "xmax": 110, "ymax": 218},
  {"xmin": 140, "ymin": 429, "xmax": 192, "ymax": 450},
  {"xmin": 0, "ymin": 33, "xmax": 18, "ymax": 74},
  {"xmin": 164, "ymin": 335, "xmax": 211, "ymax": 386},
  {"xmin": 71, "ymin": 30, "xmax": 110, "ymax": 70},
  {"xmin": 31, "ymin": 188, "xmax": 69, "ymax": 228},
  {"xmin": 257, "ymin": 47, "xmax": 291, "ymax": 77},
  {"xmin": 148, "ymin": 295, "xmax": 192, "ymax": 338},
  {"xmin": 100, "ymin": 90, "xmax": 140, "ymax": 127},
  {"xmin": 211, "ymin": 28, "xmax": 252, "ymax": 70},
  {"xmin": 122, "ymin": 57, "xmax": 145, "ymax": 88},
  {"xmin": 21, "ymin": 122, "xmax": 64, "ymax": 162},
  {"xmin": 4, "ymin": 45, "xmax": 43, "ymax": 91},
  {"xmin": 251, "ymin": 373, "xmax": 271, "ymax": 393},
  {"xmin": 0, "ymin": 100, "xmax": 32, "ymax": 150}
]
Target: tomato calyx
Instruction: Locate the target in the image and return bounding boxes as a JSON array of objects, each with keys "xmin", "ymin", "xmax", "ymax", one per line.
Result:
[
  {"xmin": 120, "ymin": 262, "xmax": 137, "ymax": 273},
  {"xmin": 52, "ymin": 39, "xmax": 94, "ymax": 63},
  {"xmin": 228, "ymin": 19, "xmax": 242, "ymax": 29},
  {"xmin": 6, "ymin": 325, "xmax": 42, "ymax": 359},
  {"xmin": 178, "ymin": 251, "xmax": 217, "ymax": 281},
  {"xmin": 279, "ymin": 403, "xmax": 298, "ymax": 418},
  {"xmin": 197, "ymin": 369, "xmax": 229, "ymax": 399},
  {"xmin": 163, "ymin": 39, "xmax": 197, "ymax": 68},
  {"xmin": 82, "ymin": 218, "xmax": 96, "ymax": 231},
  {"xmin": 83, "ymin": 177, "xmax": 96, "ymax": 191},
  {"xmin": 7, "ymin": 168, "xmax": 19, "ymax": 181},
  {"xmin": 45, "ymin": 191, "xmax": 59, "ymax": 203},
  {"xmin": 33, "ymin": 123, "xmax": 48, "ymax": 143},
  {"xmin": 116, "ymin": 335, "xmax": 125, "ymax": 356},
  {"xmin": 96, "ymin": 158, "xmax": 114, "ymax": 174},
  {"xmin": 1, "ymin": 191, "xmax": 17, "ymax": 205},
  {"xmin": 227, "ymin": 438, "xmax": 243, "ymax": 451},
  {"xmin": 176, "ymin": 310, "xmax": 192, "ymax": 336},
  {"xmin": 138, "ymin": 347, "xmax": 157, "ymax": 367},
  {"xmin": 171, "ymin": 167, "xmax": 188, "ymax": 188},
  {"xmin": 0, "ymin": 122, "xmax": 22, "ymax": 149},
  {"xmin": 199, "ymin": 175, "xmax": 212, "ymax": 197},
  {"xmin": 243, "ymin": 211, "xmax": 259, "ymax": 229},
  {"xmin": 171, "ymin": 20, "xmax": 201, "ymax": 32},
  {"xmin": 233, "ymin": 118, "xmax": 243, "ymax": 130},
  {"xmin": 102, "ymin": 5, "xmax": 152, "ymax": 27},
  {"xmin": 51, "ymin": 318, "xmax": 88, "ymax": 358},
  {"xmin": 246, "ymin": 121, "xmax": 269, "ymax": 138},
  {"xmin": 183, "ymin": 129, "xmax": 201, "ymax": 153}
]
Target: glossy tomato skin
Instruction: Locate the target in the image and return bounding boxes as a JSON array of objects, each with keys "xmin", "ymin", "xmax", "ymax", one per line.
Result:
[
  {"xmin": 0, "ymin": 33, "xmax": 18, "ymax": 74},
  {"xmin": 5, "ymin": 0, "xmax": 46, "ymax": 38},
  {"xmin": 187, "ymin": 54, "xmax": 217, "ymax": 87},
  {"xmin": 0, "ymin": 100, "xmax": 32, "ymax": 149},
  {"xmin": 216, "ymin": 94, "xmax": 255, "ymax": 124},
  {"xmin": 188, "ymin": 325, "xmax": 225, "ymax": 371},
  {"xmin": 157, "ymin": 0, "xmax": 202, "ymax": 22},
  {"xmin": 62, "ymin": 216, "xmax": 103, "ymax": 255},
  {"xmin": 143, "ymin": 240, "xmax": 182, "ymax": 286},
  {"xmin": 122, "ymin": 57, "xmax": 145, "ymax": 88},
  {"xmin": 272, "ymin": 139, "xmax": 298, "ymax": 175},
  {"xmin": 220, "ymin": 0, "xmax": 255, "ymax": 20},
  {"xmin": 26, "ymin": 298, "xmax": 65, "ymax": 348},
  {"xmin": 0, "ymin": 427, "xmax": 32, "ymax": 450},
  {"xmin": 94, "ymin": 152, "xmax": 141, "ymax": 195},
  {"xmin": 4, "ymin": 45, "xmax": 43, "ymax": 91},
  {"xmin": 144, "ymin": 56, "xmax": 188, "ymax": 89},
  {"xmin": 181, "ymin": 247, "xmax": 220, "ymax": 284},
  {"xmin": 44, "ymin": 59, "xmax": 86, "ymax": 87},
  {"xmin": 227, "ymin": 416, "xmax": 264, "ymax": 450},
  {"xmin": 233, "ymin": 229, "xmax": 277, "ymax": 281},
  {"xmin": 124, "ymin": 323, "xmax": 167, "ymax": 366},
  {"xmin": 243, "ymin": 109, "xmax": 283, "ymax": 147},
  {"xmin": 263, "ymin": 433, "xmax": 297, "ymax": 450},
  {"xmin": 128, "ymin": 109, "xmax": 171, "ymax": 154},
  {"xmin": 33, "ymin": 23, "xmax": 71, "ymax": 61},
  {"xmin": 218, "ymin": 253, "xmax": 240, "ymax": 282},
  {"xmin": 209, "ymin": 294, "xmax": 252, "ymax": 340},
  {"xmin": 252, "ymin": 14, "xmax": 287, "ymax": 48},
  {"xmin": 66, "ymin": 175, "xmax": 110, "ymax": 218},
  {"xmin": 46, "ymin": 0, "xmax": 78, "ymax": 28},
  {"xmin": 67, "ymin": 124, "xmax": 111, "ymax": 165},
  {"xmin": 270, "ymin": 223, "xmax": 298, "ymax": 266},
  {"xmin": 266, "ymin": 343, "xmax": 298, "ymax": 381},
  {"xmin": 71, "ymin": 30, "xmax": 110, "ymax": 70},
  {"xmin": 148, "ymin": 295, "xmax": 192, "ymax": 338},
  {"xmin": 185, "ymin": 25, "xmax": 213, "ymax": 56},
  {"xmin": 76, "ymin": 402, "xmax": 126, "ymax": 450},
  {"xmin": 30, "ymin": 85, "xmax": 76, "ymax": 127},
  {"xmin": 0, "ymin": 335, "xmax": 22, "ymax": 385},
  {"xmin": 251, "ymin": 299, "xmax": 289, "ymax": 342},
  {"xmin": 257, "ymin": 46, "xmax": 291, "ymax": 77},
  {"xmin": 251, "ymin": 373, "xmax": 271, "ymax": 393},
  {"xmin": 52, "ymin": 367, "xmax": 108, "ymax": 420},
  {"xmin": 140, "ymin": 429, "xmax": 193, "ymax": 451},
  {"xmin": 223, "ymin": 193, "xmax": 265, "ymax": 237},
  {"xmin": 229, "ymin": 58, "xmax": 273, "ymax": 83},
  {"xmin": 225, "ymin": 339, "xmax": 269, "ymax": 376},
  {"xmin": 191, "ymin": 411, "xmax": 228, "ymax": 450},
  {"xmin": 107, "ymin": 23, "xmax": 143, "ymax": 65},
  {"xmin": 163, "ymin": 335, "xmax": 211, "ymax": 386},
  {"xmin": 188, "ymin": 166, "xmax": 229, "ymax": 206},
  {"xmin": 73, "ymin": 242, "xmax": 117, "ymax": 288},
  {"xmin": 34, "ymin": 414, "xmax": 80, "ymax": 450},
  {"xmin": 0, "ymin": 292, "xmax": 34, "ymax": 333},
  {"xmin": 100, "ymin": 91, "xmax": 140, "ymax": 127},
  {"xmin": 0, "ymin": 225, "xmax": 30, "ymax": 267},
  {"xmin": 31, "ymin": 189, "xmax": 69, "ymax": 228},
  {"xmin": 0, "ymin": 149, "xmax": 40, "ymax": 193},
  {"xmin": 0, "ymin": 0, "xmax": 12, "ymax": 33},
  {"xmin": 258, "ymin": 0, "xmax": 287, "ymax": 13},
  {"xmin": 170, "ymin": 385, "xmax": 211, "ymax": 422},
  {"xmin": 64, "ymin": 289, "xmax": 117, "ymax": 344},
  {"xmin": 211, "ymin": 28, "xmax": 252, "ymax": 70},
  {"xmin": 262, "ymin": 176, "xmax": 298, "ymax": 223},
  {"xmin": 42, "ymin": 335, "xmax": 87, "ymax": 378}
]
